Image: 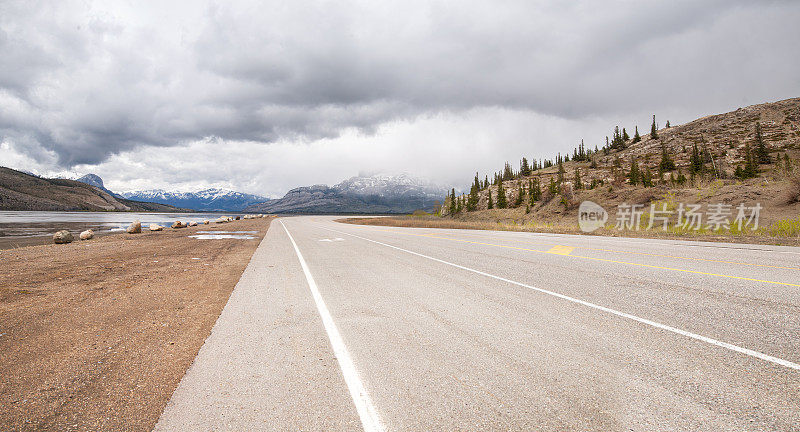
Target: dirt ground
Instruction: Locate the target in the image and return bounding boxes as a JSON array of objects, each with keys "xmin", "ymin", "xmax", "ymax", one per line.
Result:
[{"xmin": 0, "ymin": 217, "xmax": 272, "ymax": 431}]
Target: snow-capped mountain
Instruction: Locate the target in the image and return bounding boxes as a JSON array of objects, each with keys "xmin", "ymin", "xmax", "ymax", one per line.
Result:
[
  {"xmin": 121, "ymin": 188, "xmax": 269, "ymax": 212},
  {"xmin": 245, "ymin": 173, "xmax": 452, "ymax": 214},
  {"xmin": 333, "ymin": 173, "xmax": 446, "ymax": 199}
]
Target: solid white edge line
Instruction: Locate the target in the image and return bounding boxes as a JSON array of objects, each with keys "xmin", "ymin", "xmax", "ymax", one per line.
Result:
[
  {"xmin": 323, "ymin": 224, "xmax": 800, "ymax": 372},
  {"xmin": 280, "ymin": 221, "xmax": 386, "ymax": 432}
]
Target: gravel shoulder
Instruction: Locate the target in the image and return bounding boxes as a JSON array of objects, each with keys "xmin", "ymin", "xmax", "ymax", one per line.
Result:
[{"xmin": 0, "ymin": 217, "xmax": 272, "ymax": 431}]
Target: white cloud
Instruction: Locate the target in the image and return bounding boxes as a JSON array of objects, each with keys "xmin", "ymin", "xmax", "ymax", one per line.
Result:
[{"xmin": 1, "ymin": 0, "xmax": 798, "ymax": 195}]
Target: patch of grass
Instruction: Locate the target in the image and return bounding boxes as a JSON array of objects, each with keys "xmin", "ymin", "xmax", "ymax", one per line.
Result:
[{"xmin": 760, "ymin": 217, "xmax": 800, "ymax": 237}]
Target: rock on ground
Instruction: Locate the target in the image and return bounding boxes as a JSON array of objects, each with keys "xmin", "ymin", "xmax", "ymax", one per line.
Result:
[
  {"xmin": 171, "ymin": 221, "xmax": 186, "ymax": 229},
  {"xmin": 127, "ymin": 220, "xmax": 142, "ymax": 234},
  {"xmin": 53, "ymin": 230, "xmax": 74, "ymax": 244},
  {"xmin": 149, "ymin": 224, "xmax": 163, "ymax": 231},
  {"xmin": 79, "ymin": 230, "xmax": 94, "ymax": 240}
]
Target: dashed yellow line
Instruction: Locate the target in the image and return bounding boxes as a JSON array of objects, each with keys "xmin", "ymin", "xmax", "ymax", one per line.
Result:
[
  {"xmin": 429, "ymin": 231, "xmax": 800, "ymax": 271},
  {"xmin": 547, "ymin": 245, "xmax": 575, "ymax": 255},
  {"xmin": 370, "ymin": 228, "xmax": 800, "ymax": 288}
]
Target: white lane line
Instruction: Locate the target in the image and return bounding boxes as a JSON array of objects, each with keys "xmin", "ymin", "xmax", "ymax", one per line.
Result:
[
  {"xmin": 323, "ymin": 225, "xmax": 800, "ymax": 372},
  {"xmin": 350, "ymin": 222, "xmax": 800, "ymax": 255},
  {"xmin": 281, "ymin": 221, "xmax": 385, "ymax": 432}
]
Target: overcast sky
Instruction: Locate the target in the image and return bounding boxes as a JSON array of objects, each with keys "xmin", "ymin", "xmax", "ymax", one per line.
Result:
[{"xmin": 1, "ymin": 1, "xmax": 798, "ymax": 196}]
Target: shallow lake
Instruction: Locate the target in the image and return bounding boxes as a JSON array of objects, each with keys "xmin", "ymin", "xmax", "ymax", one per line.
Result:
[{"xmin": 0, "ymin": 210, "xmax": 237, "ymax": 239}]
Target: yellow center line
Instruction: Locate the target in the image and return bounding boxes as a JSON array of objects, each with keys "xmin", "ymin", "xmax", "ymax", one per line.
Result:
[
  {"xmin": 426, "ymin": 231, "xmax": 800, "ymax": 271},
  {"xmin": 369, "ymin": 228, "xmax": 800, "ymax": 288}
]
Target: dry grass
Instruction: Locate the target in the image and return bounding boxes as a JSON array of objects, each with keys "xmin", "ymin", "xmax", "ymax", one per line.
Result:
[{"xmin": 339, "ymin": 215, "xmax": 800, "ymax": 247}]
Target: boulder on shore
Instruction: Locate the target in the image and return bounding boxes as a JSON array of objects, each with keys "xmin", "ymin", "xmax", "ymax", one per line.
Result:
[
  {"xmin": 171, "ymin": 221, "xmax": 187, "ymax": 229},
  {"xmin": 53, "ymin": 230, "xmax": 74, "ymax": 244},
  {"xmin": 79, "ymin": 229, "xmax": 94, "ymax": 240},
  {"xmin": 235, "ymin": 216, "xmax": 241, "ymax": 220},
  {"xmin": 203, "ymin": 220, "xmax": 210, "ymax": 225},
  {"xmin": 214, "ymin": 217, "xmax": 228, "ymax": 224},
  {"xmin": 149, "ymin": 224, "xmax": 163, "ymax": 231},
  {"xmin": 127, "ymin": 220, "xmax": 142, "ymax": 234}
]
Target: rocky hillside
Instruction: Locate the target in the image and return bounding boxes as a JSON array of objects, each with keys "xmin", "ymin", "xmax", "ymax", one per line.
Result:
[
  {"xmin": 0, "ymin": 167, "xmax": 184, "ymax": 212},
  {"xmin": 246, "ymin": 173, "xmax": 451, "ymax": 214},
  {"xmin": 442, "ymin": 97, "xmax": 800, "ymax": 226}
]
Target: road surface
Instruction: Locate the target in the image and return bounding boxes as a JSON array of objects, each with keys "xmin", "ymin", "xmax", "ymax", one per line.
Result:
[{"xmin": 155, "ymin": 216, "xmax": 800, "ymax": 431}]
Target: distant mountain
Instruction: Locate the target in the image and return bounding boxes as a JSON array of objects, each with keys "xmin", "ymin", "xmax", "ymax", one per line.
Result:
[
  {"xmin": 121, "ymin": 188, "xmax": 269, "ymax": 212},
  {"xmin": 0, "ymin": 167, "xmax": 183, "ymax": 212},
  {"xmin": 245, "ymin": 173, "xmax": 451, "ymax": 214},
  {"xmin": 75, "ymin": 173, "xmax": 123, "ymax": 198}
]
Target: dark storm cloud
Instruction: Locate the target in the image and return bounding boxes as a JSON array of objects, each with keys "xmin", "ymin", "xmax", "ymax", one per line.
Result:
[{"xmin": 0, "ymin": 0, "xmax": 798, "ymax": 167}]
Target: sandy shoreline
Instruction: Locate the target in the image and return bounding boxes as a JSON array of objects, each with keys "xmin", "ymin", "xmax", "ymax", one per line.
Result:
[{"xmin": 0, "ymin": 217, "xmax": 273, "ymax": 431}]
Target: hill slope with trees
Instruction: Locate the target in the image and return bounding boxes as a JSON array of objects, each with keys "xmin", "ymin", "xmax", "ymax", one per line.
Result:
[{"xmin": 440, "ymin": 97, "xmax": 800, "ymax": 232}]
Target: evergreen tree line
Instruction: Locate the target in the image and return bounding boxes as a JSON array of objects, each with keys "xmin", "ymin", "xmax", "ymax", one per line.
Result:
[{"xmin": 446, "ymin": 120, "xmax": 782, "ymax": 215}]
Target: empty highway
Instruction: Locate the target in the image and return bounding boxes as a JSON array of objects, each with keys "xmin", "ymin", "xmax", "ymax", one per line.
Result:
[{"xmin": 156, "ymin": 216, "xmax": 800, "ymax": 431}]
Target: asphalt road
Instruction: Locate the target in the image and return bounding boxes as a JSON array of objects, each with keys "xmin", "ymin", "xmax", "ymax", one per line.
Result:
[{"xmin": 155, "ymin": 216, "xmax": 800, "ymax": 431}]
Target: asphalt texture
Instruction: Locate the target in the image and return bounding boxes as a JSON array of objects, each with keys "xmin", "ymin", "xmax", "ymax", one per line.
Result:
[{"xmin": 155, "ymin": 216, "xmax": 800, "ymax": 431}]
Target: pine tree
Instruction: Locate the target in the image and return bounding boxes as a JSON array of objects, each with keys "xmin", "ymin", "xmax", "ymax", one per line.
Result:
[
  {"xmin": 650, "ymin": 115, "xmax": 658, "ymax": 139},
  {"xmin": 487, "ymin": 189, "xmax": 493, "ymax": 209},
  {"xmin": 632, "ymin": 126, "xmax": 641, "ymax": 143},
  {"xmin": 557, "ymin": 161, "xmax": 566, "ymax": 183},
  {"xmin": 666, "ymin": 120, "xmax": 671, "ymax": 128},
  {"xmin": 574, "ymin": 168, "xmax": 583, "ymax": 190},
  {"xmin": 496, "ymin": 181, "xmax": 507, "ymax": 209},
  {"xmin": 514, "ymin": 182, "xmax": 524, "ymax": 207},
  {"xmin": 743, "ymin": 142, "xmax": 758, "ymax": 178},
  {"xmin": 755, "ymin": 122, "xmax": 771, "ymax": 164},
  {"xmin": 448, "ymin": 189, "xmax": 456, "ymax": 215},
  {"xmin": 642, "ymin": 167, "xmax": 653, "ymax": 187},
  {"xmin": 520, "ymin": 158, "xmax": 531, "ymax": 176},
  {"xmin": 532, "ymin": 178, "xmax": 542, "ymax": 202},
  {"xmin": 503, "ymin": 162, "xmax": 514, "ymax": 181},
  {"xmin": 785, "ymin": 153, "xmax": 793, "ymax": 173},
  {"xmin": 628, "ymin": 158, "xmax": 641, "ymax": 185},
  {"xmin": 658, "ymin": 145, "xmax": 676, "ymax": 173},
  {"xmin": 611, "ymin": 126, "xmax": 626, "ymax": 149},
  {"xmin": 548, "ymin": 177, "xmax": 558, "ymax": 196},
  {"xmin": 590, "ymin": 156, "xmax": 597, "ymax": 169},
  {"xmin": 622, "ymin": 128, "xmax": 630, "ymax": 142},
  {"xmin": 467, "ymin": 173, "xmax": 480, "ymax": 211},
  {"xmin": 527, "ymin": 179, "xmax": 534, "ymax": 206},
  {"xmin": 675, "ymin": 169, "xmax": 687, "ymax": 185},
  {"xmin": 690, "ymin": 144, "xmax": 704, "ymax": 174}
]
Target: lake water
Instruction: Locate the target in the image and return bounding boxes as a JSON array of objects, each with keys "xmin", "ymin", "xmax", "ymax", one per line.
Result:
[{"xmin": 0, "ymin": 210, "xmax": 239, "ymax": 238}]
